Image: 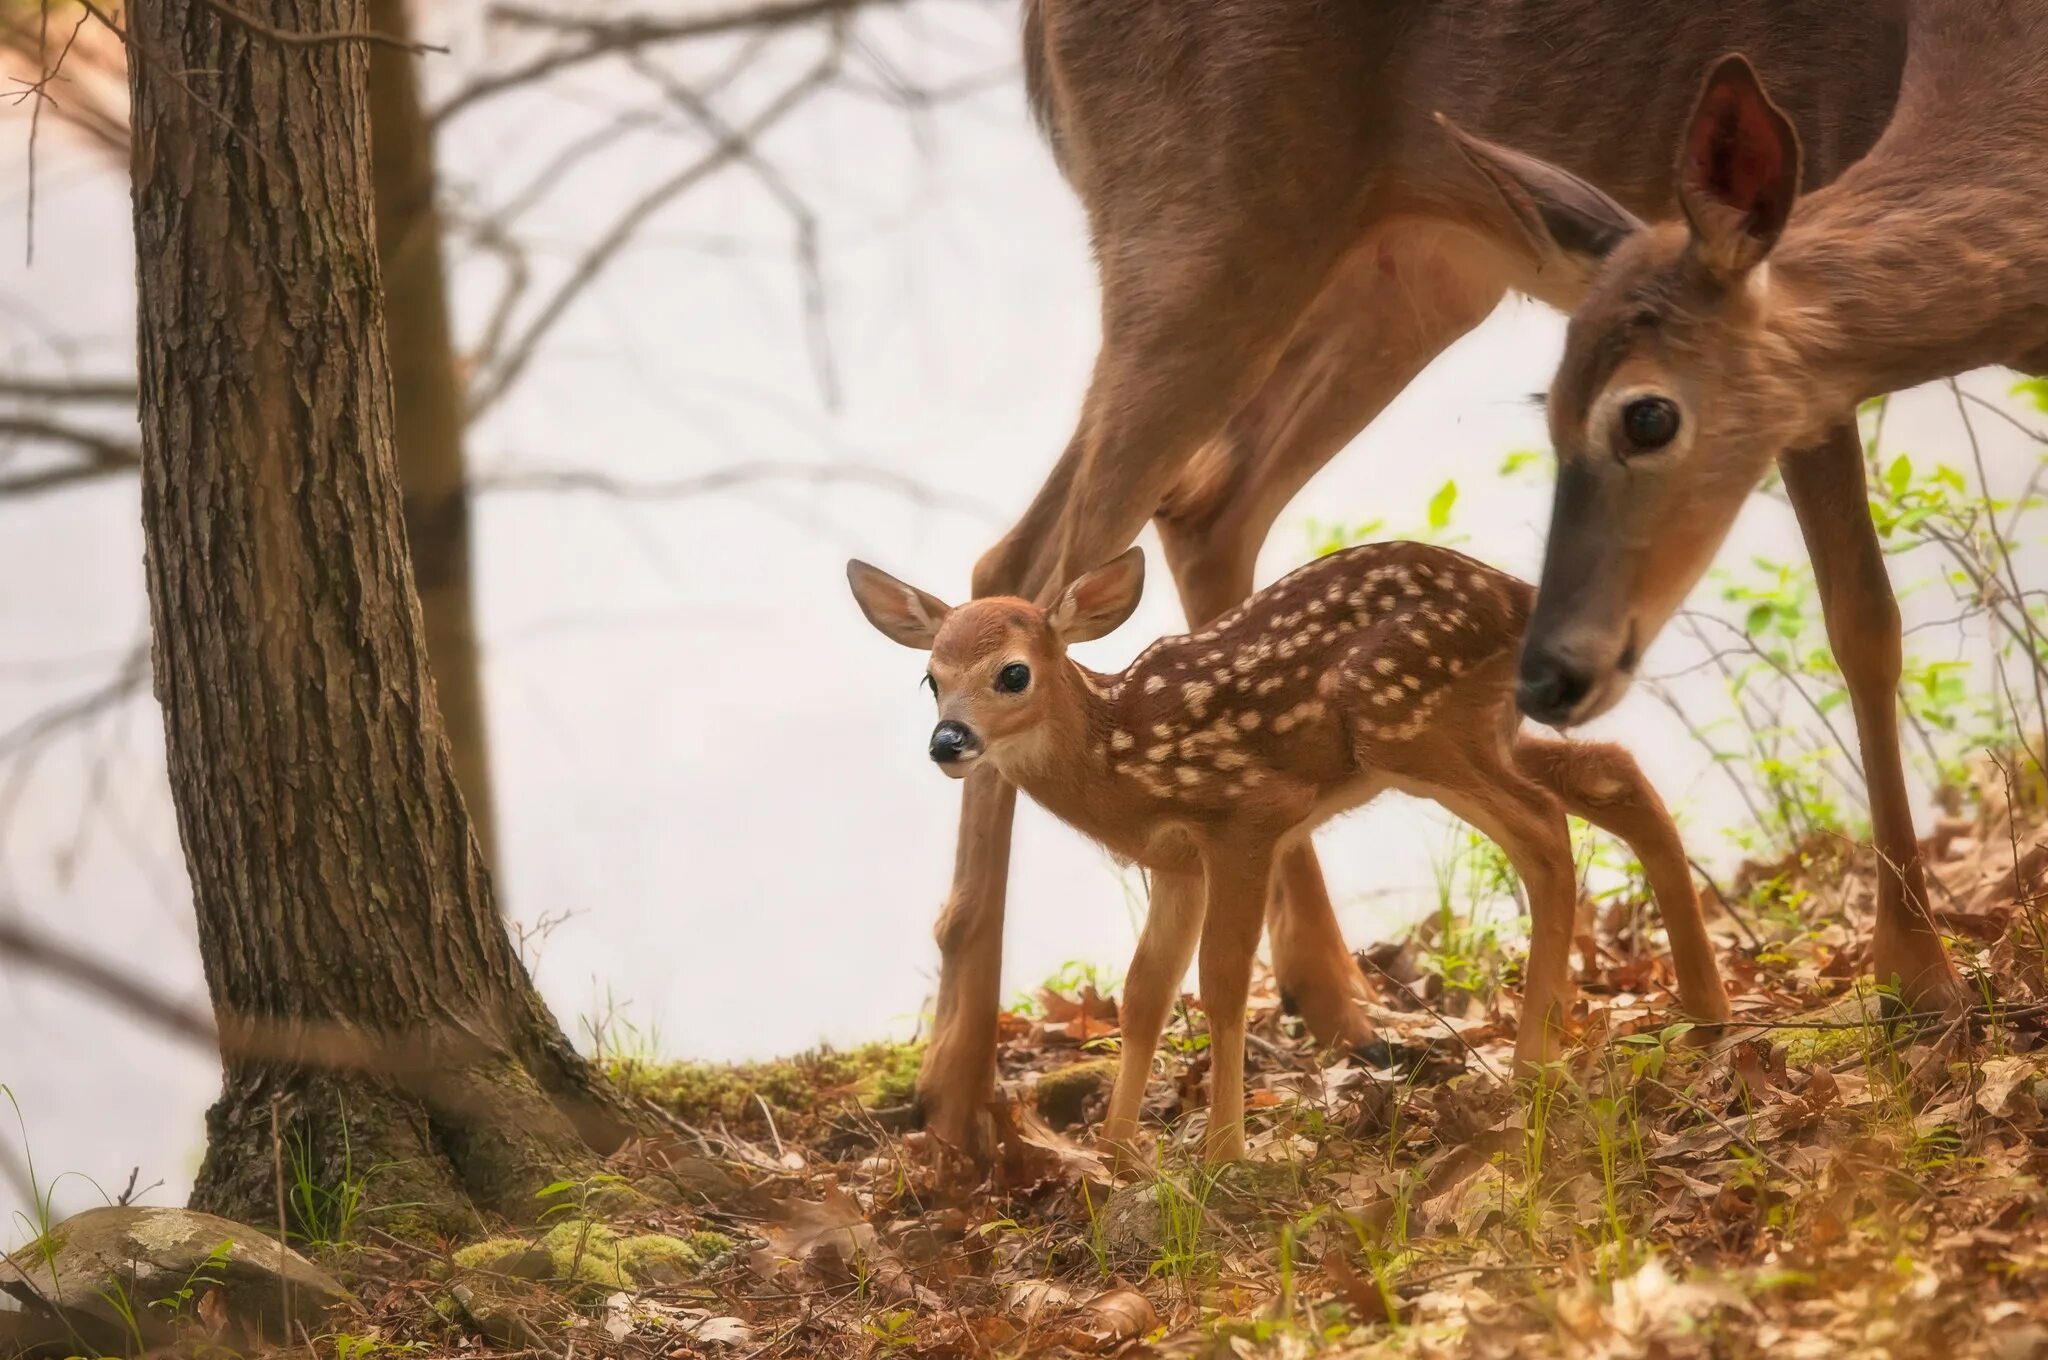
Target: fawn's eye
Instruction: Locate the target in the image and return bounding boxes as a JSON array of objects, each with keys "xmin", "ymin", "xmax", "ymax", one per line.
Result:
[
  {"xmin": 996, "ymin": 662, "xmax": 1031, "ymax": 694},
  {"xmin": 1618, "ymin": 396, "xmax": 1681, "ymax": 454},
  {"xmin": 921, "ymin": 672, "xmax": 937, "ymax": 696}
]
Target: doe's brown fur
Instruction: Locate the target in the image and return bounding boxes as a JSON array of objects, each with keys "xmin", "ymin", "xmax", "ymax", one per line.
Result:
[{"xmin": 918, "ymin": 0, "xmax": 2011, "ymax": 1161}]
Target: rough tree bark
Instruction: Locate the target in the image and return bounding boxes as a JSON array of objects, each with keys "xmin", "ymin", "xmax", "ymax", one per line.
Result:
[
  {"xmin": 126, "ymin": 0, "xmax": 630, "ymax": 1230},
  {"xmin": 366, "ymin": 0, "xmax": 500, "ymax": 873},
  {"xmin": 3, "ymin": 0, "xmax": 503, "ymax": 877}
]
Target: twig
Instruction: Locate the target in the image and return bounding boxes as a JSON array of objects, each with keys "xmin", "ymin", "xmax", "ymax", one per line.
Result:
[
  {"xmin": 1678, "ymin": 609, "xmax": 1865, "ymax": 785},
  {"xmin": 434, "ymin": 0, "xmax": 899, "ymax": 127},
  {"xmin": 0, "ymin": 375, "xmax": 137, "ymax": 403},
  {"xmin": 0, "ymin": 647, "xmax": 146, "ymax": 764},
  {"xmin": 270, "ymin": 1093, "xmax": 292, "ymax": 1327},
  {"xmin": 1642, "ymin": 1077, "xmax": 1806, "ymax": 1187},
  {"xmin": 21, "ymin": 4, "xmax": 91, "ymax": 268},
  {"xmin": 473, "ymin": 460, "xmax": 997, "ymax": 522},
  {"xmin": 626, "ymin": 53, "xmax": 841, "ymax": 407},
  {"xmin": 1397, "ymin": 1260, "xmax": 1560, "ymax": 1293},
  {"xmin": 1686, "ymin": 856, "xmax": 1763, "ymax": 950},
  {"xmin": 463, "ymin": 52, "xmax": 841, "ymax": 420},
  {"xmin": 195, "ymin": 0, "xmax": 446, "ymax": 53},
  {"xmin": 113, "ymin": 1165, "xmax": 162, "ymax": 1206},
  {"xmin": 1355, "ymin": 954, "xmax": 1504, "ymax": 1083}
]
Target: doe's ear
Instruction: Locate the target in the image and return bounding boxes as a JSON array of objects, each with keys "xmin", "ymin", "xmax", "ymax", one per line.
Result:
[
  {"xmin": 1437, "ymin": 114, "xmax": 1643, "ymax": 283},
  {"xmin": 1048, "ymin": 546, "xmax": 1145, "ymax": 644},
  {"xmin": 1677, "ymin": 54, "xmax": 1802, "ymax": 277},
  {"xmin": 846, "ymin": 560, "xmax": 952, "ymax": 650}
]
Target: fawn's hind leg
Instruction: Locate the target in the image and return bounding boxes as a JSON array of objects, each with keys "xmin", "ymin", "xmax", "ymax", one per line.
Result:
[
  {"xmin": 1416, "ymin": 760, "xmax": 1579, "ymax": 1072},
  {"xmin": 1514, "ymin": 736, "xmax": 1730, "ymax": 1026},
  {"xmin": 1197, "ymin": 846, "xmax": 1276, "ymax": 1163}
]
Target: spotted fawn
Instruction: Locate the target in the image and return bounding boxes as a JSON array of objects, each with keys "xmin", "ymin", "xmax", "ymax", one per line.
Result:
[{"xmin": 849, "ymin": 541, "xmax": 1729, "ymax": 1164}]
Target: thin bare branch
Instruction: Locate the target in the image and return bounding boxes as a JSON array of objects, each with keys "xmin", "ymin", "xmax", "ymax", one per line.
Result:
[
  {"xmin": 0, "ymin": 908, "xmax": 505, "ymax": 1075},
  {"xmin": 193, "ymin": 0, "xmax": 446, "ymax": 52},
  {"xmin": 0, "ymin": 414, "xmax": 140, "ymax": 497},
  {"xmin": 434, "ymin": 0, "xmax": 895, "ymax": 127},
  {"xmin": 0, "ymin": 8, "xmax": 128, "ymax": 155},
  {"xmin": 0, "ymin": 374, "xmax": 136, "ymax": 403},
  {"xmin": 627, "ymin": 53, "xmax": 840, "ymax": 407},
  {"xmin": 0, "ymin": 646, "xmax": 145, "ymax": 765},
  {"xmin": 463, "ymin": 51, "xmax": 842, "ymax": 422},
  {"xmin": 475, "ymin": 459, "xmax": 997, "ymax": 522},
  {"xmin": 17, "ymin": 3, "xmax": 90, "ymax": 267}
]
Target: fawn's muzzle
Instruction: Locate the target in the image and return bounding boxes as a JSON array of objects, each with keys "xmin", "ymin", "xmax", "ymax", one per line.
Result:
[{"xmin": 929, "ymin": 721, "xmax": 983, "ymax": 767}]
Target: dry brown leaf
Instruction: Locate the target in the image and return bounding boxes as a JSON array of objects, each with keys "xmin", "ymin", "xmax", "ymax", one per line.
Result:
[
  {"xmin": 1976, "ymin": 1055, "xmax": 2035, "ymax": 1117},
  {"xmin": 1005, "ymin": 1279, "xmax": 1077, "ymax": 1321},
  {"xmin": 1081, "ymin": 1287, "xmax": 1158, "ymax": 1344}
]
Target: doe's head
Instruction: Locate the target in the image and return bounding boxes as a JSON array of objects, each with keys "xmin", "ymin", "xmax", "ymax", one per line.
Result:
[
  {"xmin": 1449, "ymin": 54, "xmax": 1816, "ymax": 724},
  {"xmin": 846, "ymin": 548, "xmax": 1145, "ymax": 778}
]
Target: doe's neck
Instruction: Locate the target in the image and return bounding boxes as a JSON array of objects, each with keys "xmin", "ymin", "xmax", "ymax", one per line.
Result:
[{"xmin": 1767, "ymin": 28, "xmax": 2048, "ymax": 404}]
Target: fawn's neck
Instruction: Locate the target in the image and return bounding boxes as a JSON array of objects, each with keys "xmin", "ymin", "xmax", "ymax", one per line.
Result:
[
  {"xmin": 1771, "ymin": 6, "xmax": 2048, "ymax": 404},
  {"xmin": 992, "ymin": 661, "xmax": 1156, "ymax": 843}
]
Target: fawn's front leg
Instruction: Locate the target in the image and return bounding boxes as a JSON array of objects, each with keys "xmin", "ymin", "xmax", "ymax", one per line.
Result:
[
  {"xmin": 1433, "ymin": 773, "xmax": 1577, "ymax": 1072},
  {"xmin": 1102, "ymin": 869, "xmax": 1206, "ymax": 1171},
  {"xmin": 1197, "ymin": 846, "xmax": 1276, "ymax": 1164}
]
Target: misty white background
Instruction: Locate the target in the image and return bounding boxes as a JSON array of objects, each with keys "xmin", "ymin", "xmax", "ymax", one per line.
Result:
[{"xmin": 0, "ymin": 1, "xmax": 2037, "ymax": 1237}]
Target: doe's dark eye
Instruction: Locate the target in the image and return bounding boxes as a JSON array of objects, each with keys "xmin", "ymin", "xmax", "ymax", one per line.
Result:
[
  {"xmin": 921, "ymin": 673, "xmax": 937, "ymax": 696},
  {"xmin": 1619, "ymin": 396, "xmax": 1681, "ymax": 453},
  {"xmin": 996, "ymin": 662, "xmax": 1031, "ymax": 694}
]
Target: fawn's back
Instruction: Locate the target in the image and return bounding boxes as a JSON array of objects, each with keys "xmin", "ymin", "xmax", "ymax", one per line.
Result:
[{"xmin": 1052, "ymin": 543, "xmax": 1536, "ymax": 846}]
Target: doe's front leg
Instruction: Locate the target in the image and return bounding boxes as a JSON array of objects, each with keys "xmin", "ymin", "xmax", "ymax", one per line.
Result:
[{"xmin": 1197, "ymin": 846, "xmax": 1276, "ymax": 1165}]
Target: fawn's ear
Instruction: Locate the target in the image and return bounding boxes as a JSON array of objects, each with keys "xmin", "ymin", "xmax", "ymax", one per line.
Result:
[
  {"xmin": 847, "ymin": 560, "xmax": 952, "ymax": 649},
  {"xmin": 1438, "ymin": 114, "xmax": 1642, "ymax": 281},
  {"xmin": 1677, "ymin": 54, "xmax": 1802, "ymax": 278},
  {"xmin": 1048, "ymin": 546, "xmax": 1145, "ymax": 645}
]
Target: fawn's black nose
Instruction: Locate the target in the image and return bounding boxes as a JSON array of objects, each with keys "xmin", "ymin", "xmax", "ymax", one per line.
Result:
[
  {"xmin": 1516, "ymin": 648, "xmax": 1596, "ymax": 725},
  {"xmin": 929, "ymin": 721, "xmax": 981, "ymax": 764}
]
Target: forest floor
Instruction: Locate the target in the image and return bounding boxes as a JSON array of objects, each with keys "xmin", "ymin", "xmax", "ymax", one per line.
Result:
[{"xmin": 318, "ymin": 805, "xmax": 2048, "ymax": 1360}]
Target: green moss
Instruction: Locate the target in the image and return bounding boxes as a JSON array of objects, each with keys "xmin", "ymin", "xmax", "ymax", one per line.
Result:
[
  {"xmin": 1777, "ymin": 989, "xmax": 1887, "ymax": 1068},
  {"xmin": 616, "ymin": 1040, "xmax": 925, "ymax": 1135},
  {"xmin": 615, "ymin": 1229, "xmax": 736, "ymax": 1284},
  {"xmin": 452, "ymin": 1222, "xmax": 733, "ymax": 1296},
  {"xmin": 1780, "ymin": 1024, "xmax": 1867, "ymax": 1068},
  {"xmin": 452, "ymin": 1236, "xmax": 552, "ymax": 1279},
  {"xmin": 1035, "ymin": 1058, "xmax": 1118, "ymax": 1128}
]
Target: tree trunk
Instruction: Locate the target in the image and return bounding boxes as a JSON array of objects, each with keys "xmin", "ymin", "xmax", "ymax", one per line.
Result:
[
  {"xmin": 126, "ymin": 0, "xmax": 629, "ymax": 1233},
  {"xmin": 366, "ymin": 0, "xmax": 500, "ymax": 876}
]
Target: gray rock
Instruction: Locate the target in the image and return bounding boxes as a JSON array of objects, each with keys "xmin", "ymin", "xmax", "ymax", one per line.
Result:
[
  {"xmin": 1098, "ymin": 1182, "xmax": 1170, "ymax": 1261},
  {"xmin": 1, "ymin": 1205, "xmax": 348, "ymax": 1352}
]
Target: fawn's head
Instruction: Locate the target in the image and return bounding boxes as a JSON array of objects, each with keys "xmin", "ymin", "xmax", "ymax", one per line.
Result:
[
  {"xmin": 1450, "ymin": 55, "xmax": 1817, "ymax": 725},
  {"xmin": 847, "ymin": 549, "xmax": 1145, "ymax": 778}
]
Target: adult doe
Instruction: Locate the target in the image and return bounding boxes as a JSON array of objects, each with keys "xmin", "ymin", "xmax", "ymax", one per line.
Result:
[
  {"xmin": 850, "ymin": 543, "xmax": 1728, "ymax": 1162},
  {"xmin": 917, "ymin": 1, "xmax": 1961, "ymax": 1160}
]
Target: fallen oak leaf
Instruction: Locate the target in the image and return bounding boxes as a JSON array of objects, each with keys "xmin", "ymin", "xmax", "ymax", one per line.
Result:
[
  {"xmin": 1080, "ymin": 1287, "xmax": 1157, "ymax": 1345},
  {"xmin": 1976, "ymin": 1054, "xmax": 2034, "ymax": 1117},
  {"xmin": 1004, "ymin": 1279, "xmax": 1077, "ymax": 1322}
]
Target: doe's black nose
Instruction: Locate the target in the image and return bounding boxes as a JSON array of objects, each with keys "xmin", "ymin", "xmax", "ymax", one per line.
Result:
[
  {"xmin": 1517, "ymin": 649, "xmax": 1595, "ymax": 724},
  {"xmin": 929, "ymin": 720, "xmax": 979, "ymax": 764}
]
